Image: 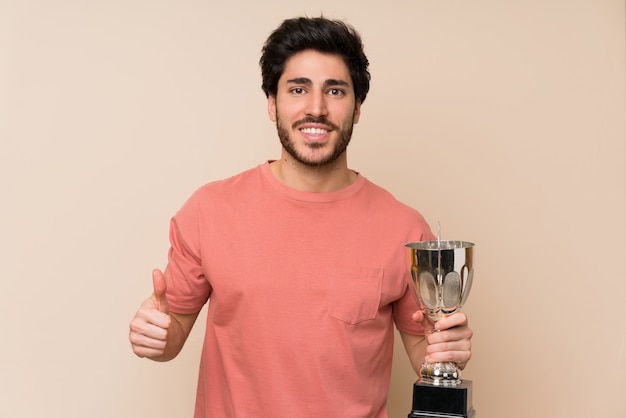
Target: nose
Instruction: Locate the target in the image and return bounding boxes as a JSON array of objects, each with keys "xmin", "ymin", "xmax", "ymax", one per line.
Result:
[{"xmin": 305, "ymin": 90, "xmax": 328, "ymax": 117}]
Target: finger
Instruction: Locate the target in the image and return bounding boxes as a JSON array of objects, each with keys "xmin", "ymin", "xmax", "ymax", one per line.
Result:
[
  {"xmin": 129, "ymin": 312, "xmax": 171, "ymax": 358},
  {"xmin": 411, "ymin": 310, "xmax": 435, "ymax": 331},
  {"xmin": 130, "ymin": 308, "xmax": 172, "ymax": 333},
  {"xmin": 425, "ymin": 349, "xmax": 472, "ymax": 368},
  {"xmin": 129, "ymin": 321, "xmax": 169, "ymax": 344},
  {"xmin": 424, "ymin": 329, "xmax": 472, "ymax": 368},
  {"xmin": 411, "ymin": 310, "xmax": 425, "ymax": 323},
  {"xmin": 425, "ymin": 334, "xmax": 472, "ymax": 352},
  {"xmin": 434, "ymin": 312, "xmax": 467, "ymax": 331},
  {"xmin": 130, "ymin": 333, "xmax": 168, "ymax": 358},
  {"xmin": 152, "ymin": 269, "xmax": 169, "ymax": 313},
  {"xmin": 426, "ymin": 324, "xmax": 473, "ymax": 347}
]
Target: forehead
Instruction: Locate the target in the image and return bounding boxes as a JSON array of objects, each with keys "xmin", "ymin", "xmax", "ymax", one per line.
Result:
[{"xmin": 279, "ymin": 50, "xmax": 352, "ymax": 84}]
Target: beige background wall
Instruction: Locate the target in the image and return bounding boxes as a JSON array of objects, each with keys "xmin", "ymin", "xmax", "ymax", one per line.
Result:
[{"xmin": 1, "ymin": 1, "xmax": 624, "ymax": 417}]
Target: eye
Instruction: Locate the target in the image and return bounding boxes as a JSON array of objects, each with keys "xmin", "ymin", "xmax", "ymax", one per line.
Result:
[
  {"xmin": 328, "ymin": 88, "xmax": 345, "ymax": 97},
  {"xmin": 290, "ymin": 87, "xmax": 306, "ymax": 95}
]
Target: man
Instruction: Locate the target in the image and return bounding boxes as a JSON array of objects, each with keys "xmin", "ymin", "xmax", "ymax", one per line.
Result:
[{"xmin": 129, "ymin": 16, "xmax": 472, "ymax": 418}]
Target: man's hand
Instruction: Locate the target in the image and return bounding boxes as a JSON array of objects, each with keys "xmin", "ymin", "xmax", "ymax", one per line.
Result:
[
  {"xmin": 411, "ymin": 311, "xmax": 473, "ymax": 370},
  {"xmin": 129, "ymin": 269, "xmax": 172, "ymax": 358}
]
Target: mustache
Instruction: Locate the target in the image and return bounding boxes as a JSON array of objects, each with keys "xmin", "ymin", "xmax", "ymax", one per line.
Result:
[{"xmin": 292, "ymin": 116, "xmax": 339, "ymax": 130}]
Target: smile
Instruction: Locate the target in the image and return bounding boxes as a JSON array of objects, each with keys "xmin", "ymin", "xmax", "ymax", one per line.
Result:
[{"xmin": 300, "ymin": 127, "xmax": 329, "ymax": 135}]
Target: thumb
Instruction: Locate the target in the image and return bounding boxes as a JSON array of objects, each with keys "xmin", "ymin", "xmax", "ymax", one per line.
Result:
[
  {"xmin": 412, "ymin": 310, "xmax": 435, "ymax": 332},
  {"xmin": 152, "ymin": 269, "xmax": 169, "ymax": 314}
]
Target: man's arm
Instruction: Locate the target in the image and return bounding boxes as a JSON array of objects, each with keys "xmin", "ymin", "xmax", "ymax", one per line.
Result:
[
  {"xmin": 129, "ymin": 269, "xmax": 200, "ymax": 362},
  {"xmin": 399, "ymin": 331, "xmax": 428, "ymax": 374}
]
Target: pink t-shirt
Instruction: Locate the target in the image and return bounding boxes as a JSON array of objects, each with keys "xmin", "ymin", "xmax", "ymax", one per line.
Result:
[{"xmin": 165, "ymin": 162, "xmax": 434, "ymax": 418}]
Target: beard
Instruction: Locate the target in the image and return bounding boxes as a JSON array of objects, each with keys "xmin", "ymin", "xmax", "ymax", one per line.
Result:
[{"xmin": 275, "ymin": 111, "xmax": 355, "ymax": 167}]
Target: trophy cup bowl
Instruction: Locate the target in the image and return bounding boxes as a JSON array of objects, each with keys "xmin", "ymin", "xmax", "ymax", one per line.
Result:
[{"xmin": 405, "ymin": 240, "xmax": 474, "ymax": 386}]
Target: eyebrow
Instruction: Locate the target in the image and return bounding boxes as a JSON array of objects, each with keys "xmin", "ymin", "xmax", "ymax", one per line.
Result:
[{"xmin": 285, "ymin": 77, "xmax": 350, "ymax": 88}]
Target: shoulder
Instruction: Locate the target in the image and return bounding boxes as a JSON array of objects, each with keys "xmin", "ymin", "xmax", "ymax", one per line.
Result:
[
  {"xmin": 184, "ymin": 164, "xmax": 264, "ymax": 206},
  {"xmin": 197, "ymin": 165, "xmax": 262, "ymax": 196},
  {"xmin": 360, "ymin": 178, "xmax": 434, "ymax": 239},
  {"xmin": 171, "ymin": 164, "xmax": 265, "ymax": 225},
  {"xmin": 362, "ymin": 179, "xmax": 423, "ymax": 216}
]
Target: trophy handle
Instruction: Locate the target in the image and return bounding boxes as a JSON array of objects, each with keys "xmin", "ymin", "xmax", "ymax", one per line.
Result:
[{"xmin": 459, "ymin": 265, "xmax": 473, "ymax": 308}]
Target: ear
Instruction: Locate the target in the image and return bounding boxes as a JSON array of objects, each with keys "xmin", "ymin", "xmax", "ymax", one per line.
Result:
[
  {"xmin": 353, "ymin": 100, "xmax": 362, "ymax": 124},
  {"xmin": 268, "ymin": 95, "xmax": 277, "ymax": 122}
]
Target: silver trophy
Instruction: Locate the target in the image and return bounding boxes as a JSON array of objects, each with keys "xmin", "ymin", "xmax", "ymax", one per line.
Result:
[{"xmin": 405, "ymin": 239, "xmax": 474, "ymax": 386}]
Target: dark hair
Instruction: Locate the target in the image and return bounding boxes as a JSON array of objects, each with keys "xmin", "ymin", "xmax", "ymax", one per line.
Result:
[{"xmin": 260, "ymin": 17, "xmax": 371, "ymax": 103}]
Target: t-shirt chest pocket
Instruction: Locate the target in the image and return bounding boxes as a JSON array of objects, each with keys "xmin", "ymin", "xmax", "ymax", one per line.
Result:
[{"xmin": 327, "ymin": 267, "xmax": 383, "ymax": 324}]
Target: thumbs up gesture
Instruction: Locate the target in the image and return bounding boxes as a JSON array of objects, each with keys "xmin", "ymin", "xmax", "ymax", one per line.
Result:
[
  {"xmin": 151, "ymin": 269, "xmax": 169, "ymax": 314},
  {"xmin": 129, "ymin": 269, "xmax": 173, "ymax": 358}
]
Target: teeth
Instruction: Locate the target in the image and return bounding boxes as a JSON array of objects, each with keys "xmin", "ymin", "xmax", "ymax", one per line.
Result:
[{"xmin": 300, "ymin": 127, "xmax": 328, "ymax": 135}]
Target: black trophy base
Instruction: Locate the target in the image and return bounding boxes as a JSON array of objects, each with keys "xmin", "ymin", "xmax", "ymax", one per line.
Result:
[{"xmin": 408, "ymin": 380, "xmax": 475, "ymax": 418}]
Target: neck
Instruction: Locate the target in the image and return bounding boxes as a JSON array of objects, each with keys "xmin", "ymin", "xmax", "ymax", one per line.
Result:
[{"xmin": 269, "ymin": 153, "xmax": 356, "ymax": 193}]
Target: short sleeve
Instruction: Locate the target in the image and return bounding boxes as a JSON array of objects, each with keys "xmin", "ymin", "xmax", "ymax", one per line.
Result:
[{"xmin": 165, "ymin": 211, "xmax": 211, "ymax": 314}]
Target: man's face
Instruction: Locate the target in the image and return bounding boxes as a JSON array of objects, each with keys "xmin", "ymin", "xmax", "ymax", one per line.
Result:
[{"xmin": 268, "ymin": 50, "xmax": 361, "ymax": 167}]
